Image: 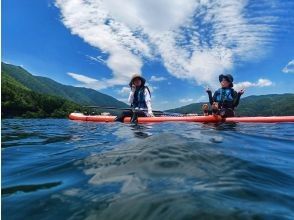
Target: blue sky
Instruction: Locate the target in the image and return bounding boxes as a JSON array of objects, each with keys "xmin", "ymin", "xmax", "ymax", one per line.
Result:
[{"xmin": 2, "ymin": 0, "xmax": 294, "ymax": 109}]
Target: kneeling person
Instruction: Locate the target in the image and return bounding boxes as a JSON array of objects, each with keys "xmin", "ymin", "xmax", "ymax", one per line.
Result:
[{"xmin": 204, "ymin": 74, "xmax": 244, "ymax": 117}]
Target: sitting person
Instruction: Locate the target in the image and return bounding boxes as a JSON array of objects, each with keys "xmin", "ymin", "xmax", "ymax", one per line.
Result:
[
  {"xmin": 116, "ymin": 74, "xmax": 154, "ymax": 122},
  {"xmin": 202, "ymin": 104, "xmax": 209, "ymax": 116},
  {"xmin": 211, "ymin": 102, "xmax": 220, "ymax": 116},
  {"xmin": 204, "ymin": 74, "xmax": 244, "ymax": 117}
]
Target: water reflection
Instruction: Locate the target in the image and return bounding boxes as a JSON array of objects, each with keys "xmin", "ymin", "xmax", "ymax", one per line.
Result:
[
  {"xmin": 2, "ymin": 181, "xmax": 62, "ymax": 195},
  {"xmin": 80, "ymin": 133, "xmax": 294, "ymax": 219},
  {"xmin": 129, "ymin": 124, "xmax": 153, "ymax": 139},
  {"xmin": 201, "ymin": 122, "xmax": 238, "ymax": 131}
]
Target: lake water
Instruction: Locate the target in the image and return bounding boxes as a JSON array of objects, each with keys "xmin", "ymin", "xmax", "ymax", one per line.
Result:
[{"xmin": 2, "ymin": 119, "xmax": 294, "ymax": 220}]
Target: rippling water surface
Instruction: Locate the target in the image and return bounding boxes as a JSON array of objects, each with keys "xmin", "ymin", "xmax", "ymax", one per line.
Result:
[{"xmin": 2, "ymin": 119, "xmax": 294, "ymax": 220}]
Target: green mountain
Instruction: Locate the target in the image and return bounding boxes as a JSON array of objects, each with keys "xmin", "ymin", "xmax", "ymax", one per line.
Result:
[
  {"xmin": 1, "ymin": 70, "xmax": 80, "ymax": 118},
  {"xmin": 3, "ymin": 62, "xmax": 293, "ymax": 118},
  {"xmin": 168, "ymin": 94, "xmax": 294, "ymax": 116},
  {"xmin": 1, "ymin": 62, "xmax": 128, "ymax": 108}
]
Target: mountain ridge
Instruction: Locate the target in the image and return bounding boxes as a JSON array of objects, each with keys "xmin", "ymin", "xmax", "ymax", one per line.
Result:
[
  {"xmin": 2, "ymin": 62, "xmax": 294, "ymax": 117},
  {"xmin": 167, "ymin": 93, "xmax": 294, "ymax": 116},
  {"xmin": 1, "ymin": 62, "xmax": 128, "ymax": 108},
  {"xmin": 1, "ymin": 70, "xmax": 80, "ymax": 118}
]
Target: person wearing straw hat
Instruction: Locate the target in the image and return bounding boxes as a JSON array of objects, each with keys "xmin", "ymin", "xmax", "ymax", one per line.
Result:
[
  {"xmin": 116, "ymin": 74, "xmax": 154, "ymax": 122},
  {"xmin": 204, "ymin": 74, "xmax": 245, "ymax": 117}
]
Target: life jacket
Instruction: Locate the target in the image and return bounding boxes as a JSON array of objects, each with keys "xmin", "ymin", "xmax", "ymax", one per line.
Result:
[
  {"xmin": 132, "ymin": 86, "xmax": 151, "ymax": 109},
  {"xmin": 215, "ymin": 88, "xmax": 235, "ymax": 108}
]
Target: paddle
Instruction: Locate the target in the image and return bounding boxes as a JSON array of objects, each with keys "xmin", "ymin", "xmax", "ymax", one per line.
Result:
[
  {"xmin": 82, "ymin": 106, "xmax": 183, "ymax": 116},
  {"xmin": 83, "ymin": 106, "xmax": 164, "ymax": 113}
]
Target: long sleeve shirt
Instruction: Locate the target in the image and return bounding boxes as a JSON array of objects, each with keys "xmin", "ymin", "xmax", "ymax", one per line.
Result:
[{"xmin": 128, "ymin": 88, "xmax": 153, "ymax": 114}]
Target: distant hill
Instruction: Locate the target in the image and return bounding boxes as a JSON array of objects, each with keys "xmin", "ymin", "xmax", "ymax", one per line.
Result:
[
  {"xmin": 1, "ymin": 62, "xmax": 128, "ymax": 108},
  {"xmin": 167, "ymin": 94, "xmax": 294, "ymax": 116},
  {"xmin": 3, "ymin": 62, "xmax": 293, "ymax": 118},
  {"xmin": 1, "ymin": 70, "xmax": 80, "ymax": 118}
]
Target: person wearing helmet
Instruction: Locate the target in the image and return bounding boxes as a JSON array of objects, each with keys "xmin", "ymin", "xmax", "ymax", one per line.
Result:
[
  {"xmin": 204, "ymin": 74, "xmax": 244, "ymax": 117},
  {"xmin": 116, "ymin": 74, "xmax": 154, "ymax": 122}
]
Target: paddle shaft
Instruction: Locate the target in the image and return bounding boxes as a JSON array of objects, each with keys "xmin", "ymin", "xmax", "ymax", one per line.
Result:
[{"xmin": 83, "ymin": 106, "xmax": 165, "ymax": 114}]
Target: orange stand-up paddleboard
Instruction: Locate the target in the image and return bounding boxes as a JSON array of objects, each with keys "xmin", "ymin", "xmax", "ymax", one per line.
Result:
[{"xmin": 69, "ymin": 113, "xmax": 294, "ymax": 123}]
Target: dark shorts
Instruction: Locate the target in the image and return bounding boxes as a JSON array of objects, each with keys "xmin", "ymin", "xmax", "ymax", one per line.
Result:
[
  {"xmin": 115, "ymin": 110, "xmax": 146, "ymax": 122},
  {"xmin": 219, "ymin": 108, "xmax": 235, "ymax": 118}
]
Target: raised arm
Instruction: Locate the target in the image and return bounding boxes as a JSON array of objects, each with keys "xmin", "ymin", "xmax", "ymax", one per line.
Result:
[
  {"xmin": 233, "ymin": 89, "xmax": 244, "ymax": 107},
  {"xmin": 206, "ymin": 88, "xmax": 214, "ymax": 105}
]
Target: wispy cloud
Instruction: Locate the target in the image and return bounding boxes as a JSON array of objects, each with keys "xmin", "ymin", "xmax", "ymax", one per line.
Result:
[
  {"xmin": 56, "ymin": 0, "xmax": 285, "ymax": 89},
  {"xmin": 282, "ymin": 60, "xmax": 294, "ymax": 73},
  {"xmin": 150, "ymin": 76, "xmax": 167, "ymax": 82},
  {"xmin": 234, "ymin": 78, "xmax": 273, "ymax": 91},
  {"xmin": 3, "ymin": 60, "xmax": 11, "ymax": 64},
  {"xmin": 86, "ymin": 55, "xmax": 106, "ymax": 64},
  {"xmin": 118, "ymin": 86, "xmax": 130, "ymax": 95},
  {"xmin": 67, "ymin": 72, "xmax": 108, "ymax": 90}
]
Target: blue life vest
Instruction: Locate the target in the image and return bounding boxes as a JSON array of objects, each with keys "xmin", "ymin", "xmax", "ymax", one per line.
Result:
[
  {"xmin": 132, "ymin": 86, "xmax": 150, "ymax": 109},
  {"xmin": 215, "ymin": 88, "xmax": 234, "ymax": 102}
]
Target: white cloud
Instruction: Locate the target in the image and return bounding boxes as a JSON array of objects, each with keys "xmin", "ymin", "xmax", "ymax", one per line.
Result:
[
  {"xmin": 282, "ymin": 60, "xmax": 294, "ymax": 73},
  {"xmin": 179, "ymin": 98, "xmax": 194, "ymax": 103},
  {"xmin": 118, "ymin": 86, "xmax": 130, "ymax": 95},
  {"xmin": 150, "ymin": 75, "xmax": 167, "ymax": 82},
  {"xmin": 234, "ymin": 78, "xmax": 273, "ymax": 91},
  {"xmin": 86, "ymin": 55, "xmax": 106, "ymax": 64},
  {"xmin": 56, "ymin": 0, "xmax": 283, "ymax": 89},
  {"xmin": 256, "ymin": 79, "xmax": 273, "ymax": 87},
  {"xmin": 67, "ymin": 72, "xmax": 108, "ymax": 90},
  {"xmin": 67, "ymin": 72, "xmax": 96, "ymax": 84}
]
